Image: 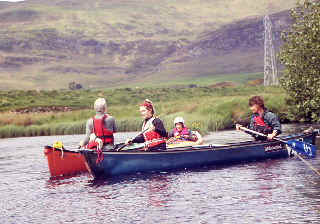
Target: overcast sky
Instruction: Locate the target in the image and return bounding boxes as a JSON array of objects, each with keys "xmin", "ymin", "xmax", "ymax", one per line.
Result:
[{"xmin": 0, "ymin": 0, "xmax": 25, "ymax": 2}]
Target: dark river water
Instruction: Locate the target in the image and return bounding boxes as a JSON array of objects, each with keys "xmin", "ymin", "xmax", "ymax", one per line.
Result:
[{"xmin": 1, "ymin": 124, "xmax": 320, "ymax": 224}]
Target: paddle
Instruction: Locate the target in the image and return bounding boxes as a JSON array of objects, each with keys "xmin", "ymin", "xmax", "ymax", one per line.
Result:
[
  {"xmin": 239, "ymin": 126, "xmax": 320, "ymax": 176},
  {"xmin": 238, "ymin": 126, "xmax": 317, "ymax": 157},
  {"xmin": 116, "ymin": 129, "xmax": 148, "ymax": 151}
]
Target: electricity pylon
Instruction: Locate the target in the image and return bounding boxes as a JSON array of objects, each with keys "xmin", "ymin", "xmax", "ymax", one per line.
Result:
[{"xmin": 264, "ymin": 15, "xmax": 279, "ymax": 86}]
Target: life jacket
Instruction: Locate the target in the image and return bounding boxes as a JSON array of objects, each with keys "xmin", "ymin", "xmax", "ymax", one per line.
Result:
[
  {"xmin": 142, "ymin": 117, "xmax": 166, "ymax": 149},
  {"xmin": 252, "ymin": 114, "xmax": 273, "ymax": 135},
  {"xmin": 86, "ymin": 114, "xmax": 114, "ymax": 149},
  {"xmin": 173, "ymin": 127, "xmax": 191, "ymax": 140}
]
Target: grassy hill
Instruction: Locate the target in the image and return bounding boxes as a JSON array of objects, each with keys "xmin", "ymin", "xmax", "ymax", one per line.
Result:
[{"xmin": 0, "ymin": 0, "xmax": 297, "ymax": 89}]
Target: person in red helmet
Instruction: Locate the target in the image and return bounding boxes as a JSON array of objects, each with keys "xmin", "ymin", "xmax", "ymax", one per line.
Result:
[{"xmin": 125, "ymin": 99, "xmax": 167, "ymax": 151}]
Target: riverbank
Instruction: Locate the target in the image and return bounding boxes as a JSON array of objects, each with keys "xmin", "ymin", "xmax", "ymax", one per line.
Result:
[{"xmin": 0, "ymin": 85, "xmax": 288, "ymax": 138}]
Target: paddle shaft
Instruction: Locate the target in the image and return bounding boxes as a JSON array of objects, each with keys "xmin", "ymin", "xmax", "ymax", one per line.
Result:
[
  {"xmin": 239, "ymin": 126, "xmax": 284, "ymax": 143},
  {"xmin": 117, "ymin": 128, "xmax": 148, "ymax": 151},
  {"xmin": 293, "ymin": 151, "xmax": 320, "ymax": 176},
  {"xmin": 239, "ymin": 126, "xmax": 320, "ymax": 176}
]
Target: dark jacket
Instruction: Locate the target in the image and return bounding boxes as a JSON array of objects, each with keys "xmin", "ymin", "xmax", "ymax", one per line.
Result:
[
  {"xmin": 132, "ymin": 117, "xmax": 167, "ymax": 150},
  {"xmin": 248, "ymin": 109, "xmax": 281, "ymax": 140}
]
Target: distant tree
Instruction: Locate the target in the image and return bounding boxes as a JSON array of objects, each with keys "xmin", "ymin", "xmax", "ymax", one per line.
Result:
[
  {"xmin": 278, "ymin": 0, "xmax": 320, "ymax": 122},
  {"xmin": 75, "ymin": 83, "xmax": 83, "ymax": 89},
  {"xmin": 188, "ymin": 84, "xmax": 197, "ymax": 88},
  {"xmin": 69, "ymin": 82, "xmax": 76, "ymax": 90},
  {"xmin": 69, "ymin": 82, "xmax": 83, "ymax": 90}
]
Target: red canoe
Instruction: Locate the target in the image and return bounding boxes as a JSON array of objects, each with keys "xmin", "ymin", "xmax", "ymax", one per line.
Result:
[{"xmin": 44, "ymin": 146, "xmax": 88, "ymax": 177}]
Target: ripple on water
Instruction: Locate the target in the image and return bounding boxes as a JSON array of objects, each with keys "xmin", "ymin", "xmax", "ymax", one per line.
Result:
[{"xmin": 0, "ymin": 126, "xmax": 320, "ymax": 223}]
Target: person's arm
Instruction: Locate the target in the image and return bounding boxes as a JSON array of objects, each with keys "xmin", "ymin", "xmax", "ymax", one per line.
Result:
[
  {"xmin": 132, "ymin": 134, "xmax": 145, "ymax": 143},
  {"xmin": 269, "ymin": 113, "xmax": 281, "ymax": 135},
  {"xmin": 126, "ymin": 121, "xmax": 144, "ymax": 145},
  {"xmin": 184, "ymin": 130, "xmax": 193, "ymax": 140},
  {"xmin": 236, "ymin": 116, "xmax": 258, "ymax": 139},
  {"xmin": 79, "ymin": 119, "xmax": 93, "ymax": 147},
  {"xmin": 266, "ymin": 112, "xmax": 282, "ymax": 139},
  {"xmin": 153, "ymin": 118, "xmax": 167, "ymax": 137},
  {"xmin": 131, "ymin": 118, "xmax": 167, "ymax": 144},
  {"xmin": 248, "ymin": 115, "xmax": 254, "ymax": 130},
  {"xmin": 246, "ymin": 116, "xmax": 258, "ymax": 137},
  {"xmin": 267, "ymin": 130, "xmax": 279, "ymax": 140},
  {"xmin": 112, "ymin": 117, "xmax": 117, "ymax": 133}
]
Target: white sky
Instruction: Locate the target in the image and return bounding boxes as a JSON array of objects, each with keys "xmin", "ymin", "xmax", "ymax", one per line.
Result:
[{"xmin": 0, "ymin": 0, "xmax": 25, "ymax": 2}]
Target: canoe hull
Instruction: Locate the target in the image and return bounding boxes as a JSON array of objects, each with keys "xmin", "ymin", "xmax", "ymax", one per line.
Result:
[
  {"xmin": 82, "ymin": 132, "xmax": 318, "ymax": 179},
  {"xmin": 43, "ymin": 141, "xmax": 199, "ymax": 177},
  {"xmin": 44, "ymin": 146, "xmax": 88, "ymax": 177}
]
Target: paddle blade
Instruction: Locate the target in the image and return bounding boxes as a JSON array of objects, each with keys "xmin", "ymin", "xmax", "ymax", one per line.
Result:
[{"xmin": 286, "ymin": 140, "xmax": 317, "ymax": 158}]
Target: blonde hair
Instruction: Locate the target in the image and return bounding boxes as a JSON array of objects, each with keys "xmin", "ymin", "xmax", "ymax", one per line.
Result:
[{"xmin": 94, "ymin": 98, "xmax": 107, "ymax": 112}]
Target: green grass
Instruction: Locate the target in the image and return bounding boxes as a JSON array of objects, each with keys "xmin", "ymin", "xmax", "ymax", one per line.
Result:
[
  {"xmin": 0, "ymin": 85, "xmax": 288, "ymax": 138},
  {"xmin": 0, "ymin": 84, "xmax": 270, "ymax": 111},
  {"xmin": 130, "ymin": 72, "xmax": 264, "ymax": 88}
]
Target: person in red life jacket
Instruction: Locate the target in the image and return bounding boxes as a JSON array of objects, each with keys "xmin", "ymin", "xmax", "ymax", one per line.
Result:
[
  {"xmin": 167, "ymin": 117, "xmax": 203, "ymax": 144},
  {"xmin": 79, "ymin": 98, "xmax": 117, "ymax": 151},
  {"xmin": 236, "ymin": 96, "xmax": 281, "ymax": 141},
  {"xmin": 125, "ymin": 99, "xmax": 167, "ymax": 151}
]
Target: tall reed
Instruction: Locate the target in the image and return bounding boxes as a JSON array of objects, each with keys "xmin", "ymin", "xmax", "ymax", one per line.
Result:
[{"xmin": 0, "ymin": 86, "xmax": 287, "ymax": 138}]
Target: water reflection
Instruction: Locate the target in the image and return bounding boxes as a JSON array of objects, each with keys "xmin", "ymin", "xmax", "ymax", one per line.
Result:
[
  {"xmin": 86, "ymin": 173, "xmax": 171, "ymax": 207},
  {"xmin": 253, "ymin": 160, "xmax": 283, "ymax": 205},
  {"xmin": 147, "ymin": 175, "xmax": 170, "ymax": 207},
  {"xmin": 1, "ymin": 124, "xmax": 320, "ymax": 224},
  {"xmin": 45, "ymin": 174, "xmax": 89, "ymax": 189}
]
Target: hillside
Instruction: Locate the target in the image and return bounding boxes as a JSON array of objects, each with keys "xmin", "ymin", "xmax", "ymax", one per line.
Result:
[
  {"xmin": 150, "ymin": 10, "xmax": 293, "ymax": 82},
  {"xmin": 0, "ymin": 0, "xmax": 297, "ymax": 89}
]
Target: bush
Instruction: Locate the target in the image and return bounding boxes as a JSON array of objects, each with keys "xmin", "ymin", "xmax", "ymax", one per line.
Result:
[
  {"xmin": 188, "ymin": 84, "xmax": 197, "ymax": 88},
  {"xmin": 69, "ymin": 82, "xmax": 83, "ymax": 90},
  {"xmin": 278, "ymin": 0, "xmax": 320, "ymax": 122}
]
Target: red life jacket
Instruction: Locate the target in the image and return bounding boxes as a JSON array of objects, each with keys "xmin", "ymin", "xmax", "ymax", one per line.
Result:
[
  {"xmin": 253, "ymin": 115, "xmax": 272, "ymax": 134},
  {"xmin": 142, "ymin": 117, "xmax": 166, "ymax": 149},
  {"xmin": 86, "ymin": 114, "xmax": 114, "ymax": 149},
  {"xmin": 173, "ymin": 127, "xmax": 190, "ymax": 140}
]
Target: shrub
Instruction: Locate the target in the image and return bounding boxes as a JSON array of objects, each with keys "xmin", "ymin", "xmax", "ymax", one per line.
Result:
[{"xmin": 278, "ymin": 0, "xmax": 320, "ymax": 122}]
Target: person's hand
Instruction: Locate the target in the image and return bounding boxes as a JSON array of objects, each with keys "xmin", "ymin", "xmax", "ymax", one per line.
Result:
[
  {"xmin": 236, "ymin": 124, "xmax": 243, "ymax": 131},
  {"xmin": 267, "ymin": 133, "xmax": 276, "ymax": 140},
  {"xmin": 182, "ymin": 135, "xmax": 190, "ymax": 140},
  {"xmin": 125, "ymin": 138, "xmax": 133, "ymax": 145},
  {"xmin": 78, "ymin": 140, "xmax": 85, "ymax": 149},
  {"xmin": 267, "ymin": 130, "xmax": 278, "ymax": 140},
  {"xmin": 89, "ymin": 133, "xmax": 96, "ymax": 142},
  {"xmin": 95, "ymin": 138, "xmax": 103, "ymax": 150},
  {"xmin": 167, "ymin": 137, "xmax": 175, "ymax": 144}
]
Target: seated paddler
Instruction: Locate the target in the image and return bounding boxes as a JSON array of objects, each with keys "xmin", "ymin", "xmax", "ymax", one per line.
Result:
[
  {"xmin": 125, "ymin": 99, "xmax": 167, "ymax": 151},
  {"xmin": 79, "ymin": 98, "xmax": 117, "ymax": 150},
  {"xmin": 236, "ymin": 96, "xmax": 281, "ymax": 141},
  {"xmin": 167, "ymin": 117, "xmax": 203, "ymax": 145}
]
